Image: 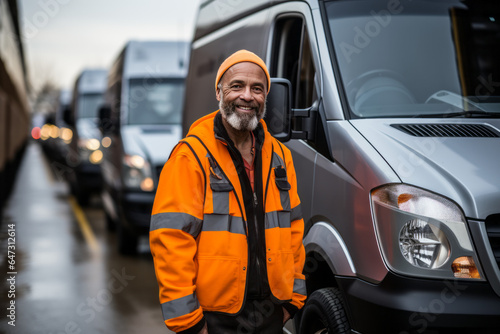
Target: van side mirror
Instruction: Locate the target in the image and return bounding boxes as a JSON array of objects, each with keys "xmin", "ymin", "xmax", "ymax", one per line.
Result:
[
  {"xmin": 265, "ymin": 78, "xmax": 293, "ymax": 142},
  {"xmin": 266, "ymin": 77, "xmax": 313, "ymax": 142},
  {"xmin": 98, "ymin": 104, "xmax": 113, "ymax": 134}
]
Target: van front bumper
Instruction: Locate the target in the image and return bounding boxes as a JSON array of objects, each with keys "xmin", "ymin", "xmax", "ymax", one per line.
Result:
[
  {"xmin": 338, "ymin": 272, "xmax": 500, "ymax": 333},
  {"xmin": 119, "ymin": 191, "xmax": 155, "ymax": 232}
]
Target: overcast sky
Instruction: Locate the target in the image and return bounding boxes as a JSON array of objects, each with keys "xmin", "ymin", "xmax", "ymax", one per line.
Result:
[{"xmin": 18, "ymin": 0, "xmax": 201, "ymax": 92}]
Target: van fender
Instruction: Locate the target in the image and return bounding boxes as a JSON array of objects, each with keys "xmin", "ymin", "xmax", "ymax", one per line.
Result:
[{"xmin": 303, "ymin": 222, "xmax": 356, "ymax": 277}]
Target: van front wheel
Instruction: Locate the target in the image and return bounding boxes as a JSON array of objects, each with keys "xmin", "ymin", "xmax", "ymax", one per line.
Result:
[{"xmin": 298, "ymin": 288, "xmax": 350, "ymax": 334}]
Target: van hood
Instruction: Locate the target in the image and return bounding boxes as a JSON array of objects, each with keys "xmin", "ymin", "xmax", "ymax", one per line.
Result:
[
  {"xmin": 350, "ymin": 119, "xmax": 500, "ymax": 219},
  {"xmin": 121, "ymin": 124, "xmax": 182, "ymax": 166}
]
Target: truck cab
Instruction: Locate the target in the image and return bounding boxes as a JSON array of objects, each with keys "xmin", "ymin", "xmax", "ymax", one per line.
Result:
[{"xmin": 99, "ymin": 40, "xmax": 190, "ymax": 255}]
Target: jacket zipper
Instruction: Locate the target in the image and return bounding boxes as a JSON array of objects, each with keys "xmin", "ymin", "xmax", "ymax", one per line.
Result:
[
  {"xmin": 216, "ymin": 134, "xmax": 268, "ymax": 298},
  {"xmin": 213, "ymin": 136, "xmax": 248, "ymax": 232}
]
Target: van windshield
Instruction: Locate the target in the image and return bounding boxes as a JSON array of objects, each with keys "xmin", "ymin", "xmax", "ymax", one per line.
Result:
[
  {"xmin": 77, "ymin": 93, "xmax": 103, "ymax": 118},
  {"xmin": 325, "ymin": 0, "xmax": 500, "ymax": 118},
  {"xmin": 128, "ymin": 78, "xmax": 184, "ymax": 125}
]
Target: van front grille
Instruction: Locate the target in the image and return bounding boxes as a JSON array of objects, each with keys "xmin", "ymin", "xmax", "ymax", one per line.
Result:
[
  {"xmin": 392, "ymin": 123, "xmax": 500, "ymax": 137},
  {"xmin": 485, "ymin": 214, "xmax": 500, "ymax": 270}
]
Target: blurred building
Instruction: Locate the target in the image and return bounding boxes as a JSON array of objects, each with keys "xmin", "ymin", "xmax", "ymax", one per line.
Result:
[{"xmin": 0, "ymin": 0, "xmax": 30, "ymax": 214}]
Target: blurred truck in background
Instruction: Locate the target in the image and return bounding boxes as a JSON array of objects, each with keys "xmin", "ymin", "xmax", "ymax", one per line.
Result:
[
  {"xmin": 64, "ymin": 69, "xmax": 108, "ymax": 206},
  {"xmin": 99, "ymin": 40, "xmax": 190, "ymax": 254}
]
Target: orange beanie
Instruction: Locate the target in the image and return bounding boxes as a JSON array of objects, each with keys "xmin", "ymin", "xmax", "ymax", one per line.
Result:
[{"xmin": 215, "ymin": 49, "xmax": 271, "ymax": 93}]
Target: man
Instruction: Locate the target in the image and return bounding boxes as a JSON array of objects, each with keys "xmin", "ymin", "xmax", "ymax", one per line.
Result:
[{"xmin": 150, "ymin": 50, "xmax": 306, "ymax": 333}]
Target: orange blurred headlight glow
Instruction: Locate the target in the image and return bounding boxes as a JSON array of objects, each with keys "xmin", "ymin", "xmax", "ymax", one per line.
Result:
[
  {"xmin": 140, "ymin": 177, "xmax": 154, "ymax": 192},
  {"xmin": 89, "ymin": 150, "xmax": 103, "ymax": 164}
]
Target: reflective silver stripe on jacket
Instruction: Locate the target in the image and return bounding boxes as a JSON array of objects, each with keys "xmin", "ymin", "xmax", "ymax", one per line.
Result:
[
  {"xmin": 265, "ymin": 211, "xmax": 291, "ymax": 229},
  {"xmin": 293, "ymin": 278, "xmax": 307, "ymax": 296},
  {"xmin": 161, "ymin": 293, "xmax": 200, "ymax": 321},
  {"xmin": 202, "ymin": 214, "xmax": 246, "ymax": 235},
  {"xmin": 212, "ymin": 190, "xmax": 230, "ymax": 214},
  {"xmin": 291, "ymin": 204, "xmax": 302, "ymax": 222},
  {"xmin": 150, "ymin": 212, "xmax": 203, "ymax": 238},
  {"xmin": 209, "ymin": 158, "xmax": 232, "ymax": 214},
  {"xmin": 265, "ymin": 204, "xmax": 303, "ymax": 229}
]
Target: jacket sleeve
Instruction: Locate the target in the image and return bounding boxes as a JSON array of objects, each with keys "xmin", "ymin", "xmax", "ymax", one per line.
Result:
[
  {"xmin": 150, "ymin": 143, "xmax": 206, "ymax": 333},
  {"xmin": 284, "ymin": 146, "xmax": 307, "ymax": 312}
]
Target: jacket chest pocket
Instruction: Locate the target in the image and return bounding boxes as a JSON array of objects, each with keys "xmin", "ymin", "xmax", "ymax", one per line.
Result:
[
  {"xmin": 202, "ymin": 155, "xmax": 247, "ymax": 238},
  {"xmin": 208, "ymin": 156, "xmax": 233, "ymax": 215}
]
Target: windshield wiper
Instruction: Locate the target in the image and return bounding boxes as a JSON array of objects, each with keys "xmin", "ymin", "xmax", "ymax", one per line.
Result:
[
  {"xmin": 417, "ymin": 90, "xmax": 500, "ymax": 118},
  {"xmin": 417, "ymin": 110, "xmax": 500, "ymax": 118}
]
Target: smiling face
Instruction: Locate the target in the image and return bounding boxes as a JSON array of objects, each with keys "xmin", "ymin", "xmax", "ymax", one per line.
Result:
[{"xmin": 216, "ymin": 62, "xmax": 268, "ymax": 132}]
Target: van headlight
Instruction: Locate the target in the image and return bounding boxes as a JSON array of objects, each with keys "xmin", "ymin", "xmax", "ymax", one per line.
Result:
[
  {"xmin": 122, "ymin": 154, "xmax": 154, "ymax": 192},
  {"xmin": 371, "ymin": 184, "xmax": 483, "ymax": 280},
  {"xmin": 78, "ymin": 138, "xmax": 102, "ymax": 164}
]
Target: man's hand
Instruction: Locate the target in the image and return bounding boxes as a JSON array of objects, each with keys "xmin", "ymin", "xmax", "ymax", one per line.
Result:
[
  {"xmin": 282, "ymin": 307, "xmax": 291, "ymax": 324},
  {"xmin": 198, "ymin": 322, "xmax": 208, "ymax": 334}
]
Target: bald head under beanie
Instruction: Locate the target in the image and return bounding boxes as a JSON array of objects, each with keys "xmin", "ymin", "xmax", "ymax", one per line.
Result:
[{"xmin": 215, "ymin": 49, "xmax": 271, "ymax": 93}]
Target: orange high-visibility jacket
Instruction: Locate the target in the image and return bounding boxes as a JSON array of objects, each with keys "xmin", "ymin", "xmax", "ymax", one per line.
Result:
[{"xmin": 150, "ymin": 111, "xmax": 306, "ymax": 333}]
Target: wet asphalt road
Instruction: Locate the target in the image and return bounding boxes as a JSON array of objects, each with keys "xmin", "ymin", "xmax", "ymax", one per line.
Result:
[
  {"xmin": 0, "ymin": 142, "xmax": 296, "ymax": 334},
  {"xmin": 0, "ymin": 142, "xmax": 173, "ymax": 334}
]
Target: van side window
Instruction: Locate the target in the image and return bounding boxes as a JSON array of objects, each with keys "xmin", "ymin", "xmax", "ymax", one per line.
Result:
[
  {"xmin": 297, "ymin": 31, "xmax": 315, "ymax": 109},
  {"xmin": 271, "ymin": 15, "xmax": 331, "ymax": 159},
  {"xmin": 271, "ymin": 16, "xmax": 316, "ymax": 109},
  {"xmin": 271, "ymin": 17, "xmax": 303, "ymax": 101}
]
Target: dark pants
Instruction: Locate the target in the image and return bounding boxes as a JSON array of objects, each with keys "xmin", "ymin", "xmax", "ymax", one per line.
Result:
[{"xmin": 204, "ymin": 298, "xmax": 284, "ymax": 334}]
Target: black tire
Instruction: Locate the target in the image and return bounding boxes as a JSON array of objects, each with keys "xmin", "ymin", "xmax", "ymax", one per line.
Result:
[
  {"xmin": 117, "ymin": 222, "xmax": 138, "ymax": 255},
  {"xmin": 298, "ymin": 288, "xmax": 350, "ymax": 334}
]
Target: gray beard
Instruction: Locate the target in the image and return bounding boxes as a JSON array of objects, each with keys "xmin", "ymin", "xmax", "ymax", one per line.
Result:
[{"xmin": 219, "ymin": 97, "xmax": 266, "ymax": 131}]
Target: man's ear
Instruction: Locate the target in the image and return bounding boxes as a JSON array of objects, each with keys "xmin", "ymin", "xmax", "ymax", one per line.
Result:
[{"xmin": 216, "ymin": 87, "xmax": 221, "ymax": 102}]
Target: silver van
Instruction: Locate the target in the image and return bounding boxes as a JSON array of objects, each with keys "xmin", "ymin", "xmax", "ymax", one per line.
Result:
[
  {"xmin": 64, "ymin": 69, "xmax": 107, "ymax": 205},
  {"xmin": 99, "ymin": 40, "xmax": 190, "ymax": 254},
  {"xmin": 184, "ymin": 0, "xmax": 500, "ymax": 332}
]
